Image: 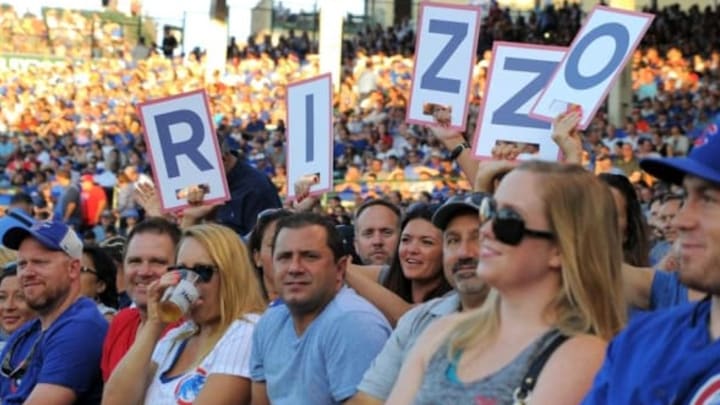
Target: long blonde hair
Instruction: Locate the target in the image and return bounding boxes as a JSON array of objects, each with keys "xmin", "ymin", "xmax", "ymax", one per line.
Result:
[
  {"xmin": 449, "ymin": 162, "xmax": 626, "ymax": 356},
  {"xmin": 177, "ymin": 223, "xmax": 267, "ymax": 363}
]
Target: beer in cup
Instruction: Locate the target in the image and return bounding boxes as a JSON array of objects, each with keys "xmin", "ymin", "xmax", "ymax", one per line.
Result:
[{"xmin": 157, "ymin": 270, "xmax": 200, "ymax": 323}]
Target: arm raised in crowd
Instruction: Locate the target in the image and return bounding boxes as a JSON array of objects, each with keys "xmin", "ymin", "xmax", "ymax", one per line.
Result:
[
  {"xmin": 429, "ymin": 107, "xmax": 478, "ymax": 183},
  {"xmin": 345, "ymin": 263, "xmax": 412, "ymax": 327}
]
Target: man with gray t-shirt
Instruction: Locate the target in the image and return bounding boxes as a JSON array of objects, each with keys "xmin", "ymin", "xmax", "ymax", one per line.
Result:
[{"xmin": 348, "ymin": 193, "xmax": 490, "ymax": 405}]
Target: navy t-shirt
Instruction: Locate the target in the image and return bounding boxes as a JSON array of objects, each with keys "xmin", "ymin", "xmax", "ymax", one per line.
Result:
[{"xmin": 0, "ymin": 297, "xmax": 108, "ymax": 404}]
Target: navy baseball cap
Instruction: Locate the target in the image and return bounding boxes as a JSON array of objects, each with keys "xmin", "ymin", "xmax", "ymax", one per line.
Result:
[
  {"xmin": 641, "ymin": 134, "xmax": 720, "ymax": 186},
  {"xmin": 432, "ymin": 192, "xmax": 490, "ymax": 231},
  {"xmin": 1, "ymin": 218, "xmax": 83, "ymax": 259}
]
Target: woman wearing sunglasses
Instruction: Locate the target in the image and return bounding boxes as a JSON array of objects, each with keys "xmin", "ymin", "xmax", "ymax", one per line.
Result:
[
  {"xmin": 0, "ymin": 263, "xmax": 34, "ymax": 350},
  {"xmin": 387, "ymin": 161, "xmax": 626, "ymax": 404},
  {"xmin": 79, "ymin": 245, "xmax": 119, "ymax": 321},
  {"xmin": 103, "ymin": 223, "xmax": 267, "ymax": 405}
]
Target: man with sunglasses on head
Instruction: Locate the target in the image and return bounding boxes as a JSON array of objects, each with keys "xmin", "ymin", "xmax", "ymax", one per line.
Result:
[
  {"xmin": 250, "ymin": 212, "xmax": 391, "ymax": 405},
  {"xmin": 100, "ymin": 217, "xmax": 182, "ymax": 382},
  {"xmin": 349, "ymin": 192, "xmax": 490, "ymax": 405},
  {"xmin": 582, "ymin": 132, "xmax": 720, "ymax": 403},
  {"xmin": 0, "ymin": 219, "xmax": 107, "ymax": 405}
]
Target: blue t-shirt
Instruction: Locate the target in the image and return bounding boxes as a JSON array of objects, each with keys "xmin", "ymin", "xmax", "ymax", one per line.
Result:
[
  {"xmin": 0, "ymin": 297, "xmax": 108, "ymax": 404},
  {"xmin": 250, "ymin": 287, "xmax": 391, "ymax": 405},
  {"xmin": 649, "ymin": 270, "xmax": 689, "ymax": 310},
  {"xmin": 582, "ymin": 298, "xmax": 720, "ymax": 405}
]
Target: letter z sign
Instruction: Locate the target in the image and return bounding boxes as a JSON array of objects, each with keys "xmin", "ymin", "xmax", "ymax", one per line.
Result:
[
  {"xmin": 472, "ymin": 42, "xmax": 566, "ymax": 161},
  {"xmin": 407, "ymin": 2, "xmax": 481, "ymax": 131},
  {"xmin": 138, "ymin": 90, "xmax": 230, "ymax": 213}
]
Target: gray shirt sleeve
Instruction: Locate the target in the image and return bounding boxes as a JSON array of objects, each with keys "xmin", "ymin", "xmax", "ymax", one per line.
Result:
[{"xmin": 356, "ymin": 304, "xmax": 424, "ymax": 400}]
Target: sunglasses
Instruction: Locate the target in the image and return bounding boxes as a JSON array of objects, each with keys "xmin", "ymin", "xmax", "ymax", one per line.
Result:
[
  {"xmin": 1, "ymin": 326, "xmax": 42, "ymax": 382},
  {"xmin": 167, "ymin": 264, "xmax": 216, "ymax": 283},
  {"xmin": 480, "ymin": 197, "xmax": 554, "ymax": 246}
]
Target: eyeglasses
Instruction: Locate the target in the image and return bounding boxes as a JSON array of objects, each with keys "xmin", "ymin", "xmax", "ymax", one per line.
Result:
[
  {"xmin": 80, "ymin": 267, "xmax": 97, "ymax": 275},
  {"xmin": 480, "ymin": 197, "xmax": 554, "ymax": 246},
  {"xmin": 1, "ymin": 325, "xmax": 42, "ymax": 382},
  {"xmin": 167, "ymin": 264, "xmax": 217, "ymax": 283}
]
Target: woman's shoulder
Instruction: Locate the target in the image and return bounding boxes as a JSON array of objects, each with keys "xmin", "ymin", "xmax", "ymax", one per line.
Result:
[
  {"xmin": 543, "ymin": 333, "xmax": 607, "ymax": 371},
  {"xmin": 217, "ymin": 315, "xmax": 263, "ymax": 342}
]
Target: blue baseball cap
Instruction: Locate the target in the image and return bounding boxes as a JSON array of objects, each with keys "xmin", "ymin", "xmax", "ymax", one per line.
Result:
[
  {"xmin": 640, "ymin": 134, "xmax": 720, "ymax": 186},
  {"xmin": 0, "ymin": 209, "xmax": 35, "ymax": 243},
  {"xmin": 1, "ymin": 219, "xmax": 83, "ymax": 259}
]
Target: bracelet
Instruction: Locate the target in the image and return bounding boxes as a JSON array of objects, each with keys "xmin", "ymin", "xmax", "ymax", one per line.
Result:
[{"xmin": 449, "ymin": 142, "xmax": 470, "ymax": 160}]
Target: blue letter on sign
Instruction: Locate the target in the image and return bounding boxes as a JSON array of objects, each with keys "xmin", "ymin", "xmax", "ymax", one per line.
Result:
[
  {"xmin": 420, "ymin": 19, "xmax": 467, "ymax": 93},
  {"xmin": 305, "ymin": 94, "xmax": 314, "ymax": 162},
  {"xmin": 154, "ymin": 110, "xmax": 213, "ymax": 179},
  {"xmin": 491, "ymin": 57, "xmax": 557, "ymax": 129},
  {"xmin": 565, "ymin": 23, "xmax": 629, "ymax": 90}
]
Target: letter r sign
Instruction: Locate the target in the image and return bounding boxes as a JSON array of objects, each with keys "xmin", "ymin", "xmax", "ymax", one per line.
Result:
[{"xmin": 138, "ymin": 90, "xmax": 230, "ymax": 213}]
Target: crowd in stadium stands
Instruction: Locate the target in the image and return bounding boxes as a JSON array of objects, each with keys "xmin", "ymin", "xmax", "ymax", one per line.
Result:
[{"xmin": 0, "ymin": 1, "xmax": 720, "ymax": 404}]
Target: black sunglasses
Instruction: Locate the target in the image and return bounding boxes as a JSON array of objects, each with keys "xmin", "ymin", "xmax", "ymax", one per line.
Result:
[
  {"xmin": 167, "ymin": 264, "xmax": 217, "ymax": 283},
  {"xmin": 480, "ymin": 197, "xmax": 554, "ymax": 246},
  {"xmin": 1, "ymin": 326, "xmax": 42, "ymax": 382}
]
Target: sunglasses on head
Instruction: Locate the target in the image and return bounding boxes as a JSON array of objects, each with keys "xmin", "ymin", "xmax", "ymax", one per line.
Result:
[
  {"xmin": 480, "ymin": 197, "xmax": 554, "ymax": 246},
  {"xmin": 167, "ymin": 264, "xmax": 216, "ymax": 283},
  {"xmin": 444, "ymin": 192, "xmax": 490, "ymax": 207}
]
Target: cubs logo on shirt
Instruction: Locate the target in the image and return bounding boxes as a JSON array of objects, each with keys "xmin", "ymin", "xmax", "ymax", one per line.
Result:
[
  {"xmin": 174, "ymin": 367, "xmax": 208, "ymax": 405},
  {"xmin": 690, "ymin": 374, "xmax": 720, "ymax": 405}
]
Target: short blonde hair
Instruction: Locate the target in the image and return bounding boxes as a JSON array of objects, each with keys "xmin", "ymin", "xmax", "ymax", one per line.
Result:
[{"xmin": 449, "ymin": 162, "xmax": 626, "ymax": 356}]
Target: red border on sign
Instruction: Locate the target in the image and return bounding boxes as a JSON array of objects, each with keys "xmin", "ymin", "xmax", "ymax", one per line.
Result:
[
  {"xmin": 471, "ymin": 41, "xmax": 567, "ymax": 162},
  {"xmin": 137, "ymin": 89, "xmax": 230, "ymax": 214},
  {"xmin": 285, "ymin": 72, "xmax": 333, "ymax": 199},
  {"xmin": 528, "ymin": 5, "xmax": 654, "ymax": 130},
  {"xmin": 406, "ymin": 1, "xmax": 482, "ymax": 132}
]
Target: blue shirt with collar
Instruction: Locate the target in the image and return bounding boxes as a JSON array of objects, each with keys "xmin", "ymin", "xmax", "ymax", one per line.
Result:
[
  {"xmin": 0, "ymin": 297, "xmax": 108, "ymax": 405},
  {"xmin": 583, "ymin": 297, "xmax": 720, "ymax": 405}
]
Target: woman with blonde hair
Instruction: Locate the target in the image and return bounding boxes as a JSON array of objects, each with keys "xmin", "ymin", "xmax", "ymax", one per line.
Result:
[
  {"xmin": 103, "ymin": 223, "xmax": 267, "ymax": 405},
  {"xmin": 387, "ymin": 161, "xmax": 626, "ymax": 405}
]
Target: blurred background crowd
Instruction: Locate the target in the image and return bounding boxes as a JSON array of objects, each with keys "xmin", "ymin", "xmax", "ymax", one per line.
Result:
[{"xmin": 0, "ymin": 1, "xmax": 716, "ymax": 239}]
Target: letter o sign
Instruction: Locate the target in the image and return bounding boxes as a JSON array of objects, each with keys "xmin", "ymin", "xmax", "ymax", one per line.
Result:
[{"xmin": 564, "ymin": 22, "xmax": 630, "ymax": 90}]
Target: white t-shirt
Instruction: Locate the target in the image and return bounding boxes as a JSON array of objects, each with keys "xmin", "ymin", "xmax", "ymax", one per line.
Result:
[{"xmin": 144, "ymin": 315, "xmax": 260, "ymax": 405}]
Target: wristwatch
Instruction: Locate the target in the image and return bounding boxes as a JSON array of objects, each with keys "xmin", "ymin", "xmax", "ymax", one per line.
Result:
[{"xmin": 449, "ymin": 142, "xmax": 470, "ymax": 160}]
